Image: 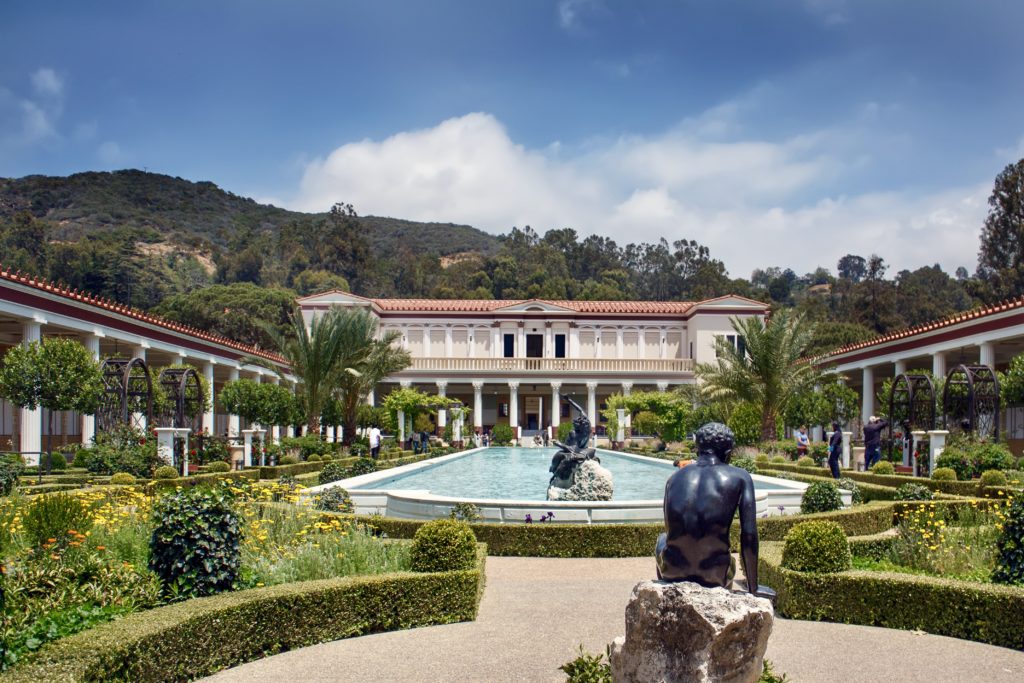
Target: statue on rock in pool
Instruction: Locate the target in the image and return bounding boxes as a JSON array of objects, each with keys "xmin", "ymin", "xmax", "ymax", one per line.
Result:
[
  {"xmin": 655, "ymin": 422, "xmax": 774, "ymax": 600},
  {"xmin": 547, "ymin": 398, "xmax": 613, "ymax": 501}
]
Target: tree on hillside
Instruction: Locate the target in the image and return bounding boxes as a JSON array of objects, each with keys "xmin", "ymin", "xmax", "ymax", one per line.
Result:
[
  {"xmin": 0, "ymin": 211, "xmax": 48, "ymax": 273},
  {"xmin": 153, "ymin": 283, "xmax": 297, "ymax": 348},
  {"xmin": 696, "ymin": 309, "xmax": 833, "ymax": 440},
  {"xmin": 837, "ymin": 254, "xmax": 867, "ymax": 283},
  {"xmin": 894, "ymin": 265, "xmax": 973, "ymax": 326},
  {"xmin": 804, "ymin": 321, "xmax": 877, "ymax": 358},
  {"xmin": 848, "ymin": 255, "xmax": 902, "ymax": 333},
  {"xmin": 976, "ymin": 159, "xmax": 1024, "ymax": 301}
]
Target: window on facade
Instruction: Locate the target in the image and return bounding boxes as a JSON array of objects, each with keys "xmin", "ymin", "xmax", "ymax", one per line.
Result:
[
  {"xmin": 503, "ymin": 333, "xmax": 515, "ymax": 358},
  {"xmin": 715, "ymin": 334, "xmax": 746, "ymax": 357},
  {"xmin": 554, "ymin": 334, "xmax": 566, "ymax": 358},
  {"xmin": 526, "ymin": 334, "xmax": 543, "ymax": 358}
]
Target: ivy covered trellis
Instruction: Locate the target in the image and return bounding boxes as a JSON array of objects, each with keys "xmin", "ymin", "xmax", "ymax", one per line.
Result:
[
  {"xmin": 943, "ymin": 364, "xmax": 1000, "ymax": 441},
  {"xmin": 96, "ymin": 358, "xmax": 153, "ymax": 435}
]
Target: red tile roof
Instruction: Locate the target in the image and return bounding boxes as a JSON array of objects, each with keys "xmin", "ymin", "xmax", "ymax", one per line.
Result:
[
  {"xmin": 822, "ymin": 296, "xmax": 1024, "ymax": 360},
  {"xmin": 0, "ymin": 266, "xmax": 287, "ymax": 365},
  {"xmin": 372, "ymin": 298, "xmax": 700, "ymax": 314},
  {"xmin": 372, "ymin": 298, "xmax": 522, "ymax": 312}
]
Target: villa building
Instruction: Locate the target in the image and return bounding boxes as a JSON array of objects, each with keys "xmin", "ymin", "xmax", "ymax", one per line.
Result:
[{"xmin": 297, "ymin": 291, "xmax": 770, "ymax": 437}]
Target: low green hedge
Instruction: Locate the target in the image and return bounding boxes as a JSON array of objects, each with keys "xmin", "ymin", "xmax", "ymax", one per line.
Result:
[
  {"xmin": 759, "ymin": 541, "xmax": 1024, "ymax": 650},
  {"xmin": 762, "ymin": 462, "xmax": 982, "ymax": 496},
  {"xmin": 19, "ymin": 482, "xmax": 85, "ymax": 496},
  {"xmin": 4, "ymin": 546, "xmax": 487, "ymax": 682},
  {"xmin": 148, "ymin": 469, "xmax": 259, "ymax": 491},
  {"xmin": 258, "ymin": 460, "xmax": 327, "ymax": 479},
  {"xmin": 760, "ymin": 468, "xmax": 965, "ymax": 503},
  {"xmin": 847, "ymin": 531, "xmax": 897, "ymax": 560}
]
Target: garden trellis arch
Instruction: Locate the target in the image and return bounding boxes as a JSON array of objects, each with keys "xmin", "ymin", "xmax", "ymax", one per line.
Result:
[
  {"xmin": 943, "ymin": 364, "xmax": 1000, "ymax": 441},
  {"xmin": 157, "ymin": 367, "xmax": 204, "ymax": 432},
  {"xmin": 887, "ymin": 373, "xmax": 936, "ymax": 443},
  {"xmin": 96, "ymin": 358, "xmax": 153, "ymax": 433}
]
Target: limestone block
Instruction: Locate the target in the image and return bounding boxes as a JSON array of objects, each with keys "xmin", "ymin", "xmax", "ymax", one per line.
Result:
[
  {"xmin": 609, "ymin": 580, "xmax": 773, "ymax": 683},
  {"xmin": 547, "ymin": 459, "xmax": 614, "ymax": 501}
]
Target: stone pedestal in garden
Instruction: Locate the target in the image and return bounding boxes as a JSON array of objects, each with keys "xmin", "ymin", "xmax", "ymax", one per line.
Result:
[
  {"xmin": 609, "ymin": 580, "xmax": 773, "ymax": 683},
  {"xmin": 547, "ymin": 459, "xmax": 614, "ymax": 501}
]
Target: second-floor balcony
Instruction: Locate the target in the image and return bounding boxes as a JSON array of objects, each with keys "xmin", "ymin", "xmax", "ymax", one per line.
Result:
[{"xmin": 398, "ymin": 356, "xmax": 694, "ymax": 375}]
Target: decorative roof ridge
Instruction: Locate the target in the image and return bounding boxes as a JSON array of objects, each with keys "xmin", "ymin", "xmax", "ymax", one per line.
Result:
[
  {"xmin": 0, "ymin": 264, "xmax": 287, "ymax": 365},
  {"xmin": 822, "ymin": 295, "xmax": 1024, "ymax": 359}
]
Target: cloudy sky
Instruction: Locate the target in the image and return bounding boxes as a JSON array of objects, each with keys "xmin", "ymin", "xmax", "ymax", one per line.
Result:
[{"xmin": 2, "ymin": 0, "xmax": 1023, "ymax": 278}]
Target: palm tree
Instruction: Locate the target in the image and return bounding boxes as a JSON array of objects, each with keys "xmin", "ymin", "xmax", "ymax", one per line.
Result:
[{"xmin": 696, "ymin": 309, "xmax": 831, "ymax": 441}]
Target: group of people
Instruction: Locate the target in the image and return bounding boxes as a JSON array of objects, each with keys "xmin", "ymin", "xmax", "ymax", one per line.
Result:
[{"xmin": 792, "ymin": 416, "xmax": 889, "ymax": 479}]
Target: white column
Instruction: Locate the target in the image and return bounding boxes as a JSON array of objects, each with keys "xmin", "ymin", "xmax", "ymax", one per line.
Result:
[
  {"xmin": 517, "ymin": 325, "xmax": 525, "ymax": 357},
  {"xmin": 586, "ymin": 382, "xmax": 598, "ymax": 444},
  {"xmin": 616, "ymin": 329, "xmax": 624, "ymax": 359},
  {"xmin": 81, "ymin": 334, "xmax": 101, "ymax": 446},
  {"xmin": 979, "ymin": 342, "xmax": 995, "ymax": 368},
  {"xmin": 397, "ymin": 409, "xmax": 406, "ymax": 444},
  {"xmin": 656, "ymin": 381, "xmax": 669, "ymax": 393},
  {"xmin": 932, "ymin": 352, "xmax": 946, "ymax": 379},
  {"xmin": 19, "ymin": 321, "xmax": 42, "ymax": 462},
  {"xmin": 861, "ymin": 366, "xmax": 875, "ymax": 423},
  {"xmin": 491, "ymin": 327, "xmax": 501, "ymax": 358},
  {"xmin": 444, "ymin": 326, "xmax": 453, "ymax": 357},
  {"xmin": 660, "ymin": 328, "xmax": 668, "ymax": 360},
  {"xmin": 545, "ymin": 325, "xmax": 553, "ymax": 358},
  {"xmin": 570, "ymin": 326, "xmax": 580, "ymax": 358},
  {"xmin": 202, "ymin": 361, "xmax": 215, "ymax": 436},
  {"xmin": 894, "ymin": 360, "xmax": 907, "ymax": 376},
  {"xmin": 227, "ymin": 367, "xmax": 240, "ymax": 437},
  {"xmin": 423, "ymin": 326, "xmax": 432, "ymax": 356},
  {"xmin": 927, "ymin": 430, "xmax": 949, "ymax": 476},
  {"xmin": 472, "ymin": 381, "xmax": 484, "ymax": 430},
  {"xmin": 155, "ymin": 428, "xmax": 177, "ymax": 466},
  {"xmin": 621, "ymin": 381, "xmax": 633, "ymax": 431},
  {"xmin": 436, "ymin": 381, "xmax": 447, "ymax": 429},
  {"xmin": 367, "ymin": 388, "xmax": 375, "ymax": 407},
  {"xmin": 508, "ymin": 381, "xmax": 519, "ymax": 429},
  {"xmin": 550, "ymin": 382, "xmax": 561, "ymax": 428},
  {"xmin": 841, "ymin": 431, "xmax": 852, "ymax": 468}
]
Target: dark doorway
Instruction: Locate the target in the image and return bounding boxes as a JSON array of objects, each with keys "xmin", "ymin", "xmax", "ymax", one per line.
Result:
[
  {"xmin": 503, "ymin": 334, "xmax": 515, "ymax": 358},
  {"xmin": 554, "ymin": 334, "xmax": 566, "ymax": 358},
  {"xmin": 526, "ymin": 334, "xmax": 543, "ymax": 358}
]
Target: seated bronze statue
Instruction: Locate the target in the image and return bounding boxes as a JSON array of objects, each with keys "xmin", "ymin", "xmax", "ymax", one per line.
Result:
[
  {"xmin": 655, "ymin": 422, "xmax": 774, "ymax": 600},
  {"xmin": 548, "ymin": 397, "xmax": 599, "ymax": 488}
]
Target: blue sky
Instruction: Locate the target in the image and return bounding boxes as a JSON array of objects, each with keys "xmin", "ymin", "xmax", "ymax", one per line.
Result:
[{"xmin": 2, "ymin": 0, "xmax": 1023, "ymax": 276}]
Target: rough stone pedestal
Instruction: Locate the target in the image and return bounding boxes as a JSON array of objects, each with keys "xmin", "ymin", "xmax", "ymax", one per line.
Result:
[
  {"xmin": 609, "ymin": 580, "xmax": 773, "ymax": 683},
  {"xmin": 547, "ymin": 459, "xmax": 614, "ymax": 501}
]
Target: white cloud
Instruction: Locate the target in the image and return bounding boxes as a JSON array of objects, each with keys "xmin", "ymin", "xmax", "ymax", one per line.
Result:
[
  {"xmin": 0, "ymin": 68, "xmax": 66, "ymax": 147},
  {"xmin": 31, "ymin": 68, "xmax": 63, "ymax": 98},
  {"xmin": 557, "ymin": 0, "xmax": 599, "ymax": 31},
  {"xmin": 801, "ymin": 0, "xmax": 849, "ymax": 26},
  {"xmin": 97, "ymin": 140, "xmax": 127, "ymax": 165},
  {"xmin": 287, "ymin": 111, "xmax": 988, "ymax": 277}
]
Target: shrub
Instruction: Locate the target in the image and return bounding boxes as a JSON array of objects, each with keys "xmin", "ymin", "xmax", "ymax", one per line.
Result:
[
  {"xmin": 491, "ymin": 423, "xmax": 514, "ymax": 445},
  {"xmin": 560, "ymin": 645, "xmax": 611, "ymax": 683},
  {"xmin": 557, "ymin": 422, "xmax": 575, "ymax": 443},
  {"xmin": 313, "ymin": 486, "xmax": 353, "ymax": 513},
  {"xmin": 871, "ymin": 461, "xmax": 895, "ymax": 475},
  {"xmin": 279, "ymin": 434, "xmax": 335, "ymax": 459},
  {"xmin": 770, "ymin": 455, "xmax": 787, "ymax": 465},
  {"xmin": 937, "ymin": 439, "xmax": 1015, "ymax": 480},
  {"xmin": 72, "ymin": 449, "xmax": 89, "ymax": 468},
  {"xmin": 83, "ymin": 426, "xmax": 162, "ymax": 477},
  {"xmin": 110, "ymin": 472, "xmax": 137, "ymax": 485},
  {"xmin": 895, "ymin": 483, "xmax": 934, "ymax": 501},
  {"xmin": 0, "ymin": 458, "xmax": 23, "ymax": 496},
  {"xmin": 992, "ymin": 493, "xmax": 1024, "ymax": 585},
  {"xmin": 410, "ymin": 519, "xmax": 478, "ymax": 572},
  {"xmin": 449, "ymin": 502, "xmax": 481, "ymax": 522},
  {"xmin": 319, "ymin": 461, "xmax": 348, "ymax": 485},
  {"xmin": 149, "ymin": 486, "xmax": 241, "ymax": 598},
  {"xmin": 755, "ymin": 454, "xmax": 770, "ymax": 466},
  {"xmin": 837, "ymin": 477, "xmax": 863, "ymax": 505},
  {"xmin": 980, "ymin": 469, "xmax": 1008, "ymax": 488},
  {"xmin": 206, "ymin": 460, "xmax": 231, "ymax": 473},
  {"xmin": 153, "ymin": 465, "xmax": 179, "ymax": 480},
  {"xmin": 809, "ymin": 442, "xmax": 829, "ymax": 466},
  {"xmin": 306, "ymin": 454, "xmax": 322, "ymax": 462},
  {"xmin": 348, "ymin": 457, "xmax": 377, "ymax": 477},
  {"xmin": 41, "ymin": 452, "xmax": 68, "ymax": 471},
  {"xmin": 731, "ymin": 456, "xmax": 758, "ymax": 474},
  {"xmin": 349, "ymin": 443, "xmax": 369, "ymax": 457},
  {"xmin": 931, "ymin": 467, "xmax": 957, "ymax": 481},
  {"xmin": 781, "ymin": 520, "xmax": 851, "ymax": 573},
  {"xmin": 280, "ymin": 455, "xmax": 299, "ymax": 465},
  {"xmin": 796, "ymin": 456, "xmax": 815, "ymax": 468},
  {"xmin": 726, "ymin": 402, "xmax": 761, "ymax": 447},
  {"xmin": 22, "ymin": 492, "xmax": 92, "ymax": 549},
  {"xmin": 800, "ymin": 481, "xmax": 843, "ymax": 514}
]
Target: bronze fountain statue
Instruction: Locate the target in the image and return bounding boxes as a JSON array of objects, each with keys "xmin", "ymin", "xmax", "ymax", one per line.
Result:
[
  {"xmin": 656, "ymin": 422, "xmax": 774, "ymax": 600},
  {"xmin": 548, "ymin": 397, "xmax": 599, "ymax": 489}
]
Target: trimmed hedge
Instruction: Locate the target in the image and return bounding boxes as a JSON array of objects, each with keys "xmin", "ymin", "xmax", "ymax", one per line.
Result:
[
  {"xmin": 258, "ymin": 460, "xmax": 326, "ymax": 479},
  {"xmin": 766, "ymin": 463, "xmax": 982, "ymax": 496},
  {"xmin": 148, "ymin": 469, "xmax": 259, "ymax": 491},
  {"xmin": 258, "ymin": 452, "xmax": 433, "ymax": 480},
  {"xmin": 20, "ymin": 483, "xmax": 85, "ymax": 496},
  {"xmin": 4, "ymin": 546, "xmax": 487, "ymax": 683},
  {"xmin": 846, "ymin": 531, "xmax": 897, "ymax": 560},
  {"xmin": 759, "ymin": 541, "xmax": 1024, "ymax": 650}
]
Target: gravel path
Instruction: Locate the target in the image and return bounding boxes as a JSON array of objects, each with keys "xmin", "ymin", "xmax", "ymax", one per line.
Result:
[{"xmin": 202, "ymin": 556, "xmax": 1024, "ymax": 682}]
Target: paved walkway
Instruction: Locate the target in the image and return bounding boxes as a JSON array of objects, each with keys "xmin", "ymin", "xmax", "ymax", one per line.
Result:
[{"xmin": 204, "ymin": 557, "xmax": 1024, "ymax": 683}]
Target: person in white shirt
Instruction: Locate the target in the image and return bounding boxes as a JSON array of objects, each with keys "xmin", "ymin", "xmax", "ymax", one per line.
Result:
[{"xmin": 369, "ymin": 426, "xmax": 382, "ymax": 459}]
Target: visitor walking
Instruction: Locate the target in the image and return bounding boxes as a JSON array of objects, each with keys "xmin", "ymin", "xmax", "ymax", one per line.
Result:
[
  {"xmin": 828, "ymin": 421, "xmax": 843, "ymax": 479},
  {"xmin": 410, "ymin": 429, "xmax": 421, "ymax": 454},
  {"xmin": 863, "ymin": 416, "xmax": 888, "ymax": 470},
  {"xmin": 795, "ymin": 425, "xmax": 810, "ymax": 457},
  {"xmin": 368, "ymin": 425, "xmax": 382, "ymax": 459}
]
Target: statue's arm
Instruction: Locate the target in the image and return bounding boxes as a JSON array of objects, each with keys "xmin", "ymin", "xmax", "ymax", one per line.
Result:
[{"xmin": 738, "ymin": 474, "xmax": 759, "ymax": 595}]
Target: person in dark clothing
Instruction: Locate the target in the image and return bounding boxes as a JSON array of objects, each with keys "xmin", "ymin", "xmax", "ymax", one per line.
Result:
[
  {"xmin": 862, "ymin": 416, "xmax": 888, "ymax": 470},
  {"xmin": 828, "ymin": 421, "xmax": 843, "ymax": 479}
]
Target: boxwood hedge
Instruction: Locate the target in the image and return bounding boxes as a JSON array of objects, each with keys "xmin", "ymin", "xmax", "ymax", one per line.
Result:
[
  {"xmin": 759, "ymin": 541, "xmax": 1024, "ymax": 650},
  {"xmin": 148, "ymin": 469, "xmax": 259, "ymax": 491},
  {"xmin": 763, "ymin": 463, "xmax": 981, "ymax": 496},
  {"xmin": 4, "ymin": 546, "xmax": 487, "ymax": 683}
]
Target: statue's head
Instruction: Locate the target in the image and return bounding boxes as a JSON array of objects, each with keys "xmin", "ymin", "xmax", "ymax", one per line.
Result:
[{"xmin": 694, "ymin": 422, "xmax": 735, "ymax": 462}]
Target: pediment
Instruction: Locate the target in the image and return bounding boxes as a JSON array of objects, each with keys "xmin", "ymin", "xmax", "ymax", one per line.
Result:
[
  {"xmin": 296, "ymin": 290, "xmax": 374, "ymax": 307},
  {"xmin": 691, "ymin": 295, "xmax": 769, "ymax": 310},
  {"xmin": 493, "ymin": 299, "xmax": 575, "ymax": 313}
]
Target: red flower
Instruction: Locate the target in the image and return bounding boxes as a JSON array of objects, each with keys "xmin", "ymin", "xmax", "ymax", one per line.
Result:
[
  {"xmin": 189, "ymin": 449, "xmax": 197, "ymax": 456},
  {"xmin": 139, "ymin": 438, "xmax": 146, "ymax": 445}
]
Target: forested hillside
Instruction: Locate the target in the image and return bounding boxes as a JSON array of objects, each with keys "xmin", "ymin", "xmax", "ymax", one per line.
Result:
[{"xmin": 2, "ymin": 160, "xmax": 1022, "ymax": 354}]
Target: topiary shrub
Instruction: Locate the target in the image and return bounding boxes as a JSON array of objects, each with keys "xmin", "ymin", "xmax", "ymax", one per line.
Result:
[
  {"xmin": 410, "ymin": 519, "xmax": 478, "ymax": 572},
  {"xmin": 348, "ymin": 457, "xmax": 377, "ymax": 477},
  {"xmin": 931, "ymin": 467, "xmax": 957, "ymax": 482},
  {"xmin": 937, "ymin": 438, "xmax": 1015, "ymax": 480},
  {"xmin": 319, "ymin": 461, "xmax": 348, "ymax": 485},
  {"xmin": 796, "ymin": 456, "xmax": 815, "ymax": 468},
  {"xmin": 306, "ymin": 454, "xmax": 322, "ymax": 463},
  {"xmin": 755, "ymin": 454, "xmax": 770, "ymax": 466},
  {"xmin": 837, "ymin": 477, "xmax": 863, "ymax": 505},
  {"xmin": 895, "ymin": 483, "xmax": 934, "ymax": 501},
  {"xmin": 770, "ymin": 455, "xmax": 787, "ymax": 465},
  {"xmin": 110, "ymin": 472, "xmax": 137, "ymax": 485},
  {"xmin": 800, "ymin": 481, "xmax": 843, "ymax": 514},
  {"xmin": 731, "ymin": 456, "xmax": 758, "ymax": 474},
  {"xmin": 41, "ymin": 452, "xmax": 68, "ymax": 471},
  {"xmin": 781, "ymin": 520, "xmax": 851, "ymax": 573},
  {"xmin": 72, "ymin": 448, "xmax": 89, "ymax": 468},
  {"xmin": 206, "ymin": 460, "xmax": 231, "ymax": 473},
  {"xmin": 557, "ymin": 421, "xmax": 575, "ymax": 443},
  {"xmin": 154, "ymin": 465, "xmax": 179, "ymax": 480},
  {"xmin": 313, "ymin": 486, "xmax": 353, "ymax": 513},
  {"xmin": 491, "ymin": 423, "xmax": 514, "ymax": 445},
  {"xmin": 0, "ymin": 457, "xmax": 24, "ymax": 496},
  {"xmin": 871, "ymin": 461, "xmax": 895, "ymax": 475},
  {"xmin": 349, "ymin": 443, "xmax": 369, "ymax": 458},
  {"xmin": 23, "ymin": 492, "xmax": 92, "ymax": 549},
  {"xmin": 980, "ymin": 469, "xmax": 1008, "ymax": 488},
  {"xmin": 992, "ymin": 493, "xmax": 1024, "ymax": 585},
  {"xmin": 149, "ymin": 486, "xmax": 241, "ymax": 598},
  {"xmin": 279, "ymin": 455, "xmax": 299, "ymax": 465}
]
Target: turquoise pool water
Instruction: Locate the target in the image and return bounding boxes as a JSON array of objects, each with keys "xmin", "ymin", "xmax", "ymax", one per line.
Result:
[{"xmin": 358, "ymin": 448, "xmax": 788, "ymax": 501}]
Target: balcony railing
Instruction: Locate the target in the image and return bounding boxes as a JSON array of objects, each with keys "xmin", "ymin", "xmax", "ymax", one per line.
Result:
[{"xmin": 401, "ymin": 357, "xmax": 694, "ymax": 373}]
